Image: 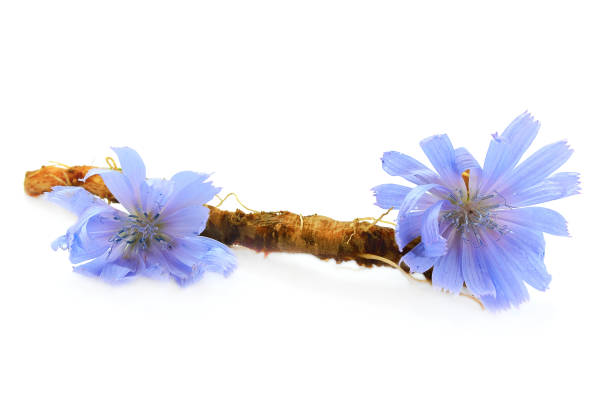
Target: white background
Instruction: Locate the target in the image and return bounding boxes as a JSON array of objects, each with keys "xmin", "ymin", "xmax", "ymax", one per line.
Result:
[{"xmin": 1, "ymin": 1, "xmax": 610, "ymax": 407}]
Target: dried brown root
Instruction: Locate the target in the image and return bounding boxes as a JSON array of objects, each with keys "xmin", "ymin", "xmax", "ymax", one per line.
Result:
[
  {"xmin": 25, "ymin": 165, "xmax": 115, "ymax": 202},
  {"xmin": 24, "ymin": 164, "xmax": 427, "ymax": 277}
]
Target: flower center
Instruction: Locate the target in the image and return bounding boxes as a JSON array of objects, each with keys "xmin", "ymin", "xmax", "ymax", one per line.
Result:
[
  {"xmin": 111, "ymin": 212, "xmax": 171, "ymax": 250},
  {"xmin": 442, "ymin": 190, "xmax": 511, "ymax": 247}
]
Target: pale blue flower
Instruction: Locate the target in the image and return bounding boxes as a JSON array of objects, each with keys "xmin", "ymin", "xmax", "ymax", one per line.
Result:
[
  {"xmin": 46, "ymin": 147, "xmax": 236, "ymax": 286},
  {"xmin": 372, "ymin": 112, "xmax": 579, "ymax": 310}
]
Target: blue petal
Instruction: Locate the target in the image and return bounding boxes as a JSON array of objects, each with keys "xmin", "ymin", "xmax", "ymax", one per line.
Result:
[
  {"xmin": 170, "ymin": 265, "xmax": 204, "ymax": 287},
  {"xmin": 400, "ymin": 242, "xmax": 436, "ymax": 273},
  {"xmin": 68, "ymin": 209, "xmax": 122, "ymax": 264},
  {"xmin": 162, "ymin": 249, "xmax": 205, "ymax": 284},
  {"xmin": 496, "ymin": 207, "xmax": 569, "ymax": 236},
  {"xmin": 170, "ymin": 171, "xmax": 212, "ymax": 192},
  {"xmin": 420, "ymin": 201, "xmax": 447, "ymax": 257},
  {"xmin": 500, "ymin": 141, "xmax": 573, "ymax": 193},
  {"xmin": 72, "ymin": 245, "xmax": 121, "ymax": 276},
  {"xmin": 395, "ymin": 212, "xmax": 424, "ymax": 252},
  {"xmin": 51, "ymin": 235, "xmax": 69, "ymax": 251},
  {"xmin": 480, "ymin": 286, "xmax": 527, "ymax": 312},
  {"xmin": 132, "ymin": 248, "xmax": 167, "ymax": 280},
  {"xmin": 396, "ymin": 184, "xmax": 446, "ymax": 214},
  {"xmin": 482, "ymin": 112, "xmax": 540, "ymax": 191},
  {"xmin": 86, "ymin": 169, "xmax": 140, "ymax": 213},
  {"xmin": 111, "ymin": 147, "xmax": 146, "ymax": 189},
  {"xmin": 138, "ymin": 263, "xmax": 166, "ymax": 280},
  {"xmin": 162, "ymin": 205, "xmax": 210, "ymax": 236},
  {"xmin": 180, "ymin": 236, "xmax": 237, "ymax": 277},
  {"xmin": 461, "ymin": 241, "xmax": 496, "ymax": 297},
  {"xmin": 162, "ymin": 177, "xmax": 221, "ymax": 216},
  {"xmin": 419, "ymin": 134, "xmax": 462, "ymax": 185},
  {"xmin": 162, "ymin": 236, "xmax": 237, "ymax": 286},
  {"xmin": 50, "ymin": 200, "xmax": 122, "ymax": 264},
  {"xmin": 395, "ymin": 184, "xmax": 448, "ymax": 250},
  {"xmin": 510, "ymin": 172, "xmax": 580, "ymax": 206},
  {"xmin": 431, "ymin": 231, "xmax": 463, "ymax": 293},
  {"xmin": 477, "ymin": 233, "xmax": 530, "ymax": 310},
  {"xmin": 507, "ymin": 223, "xmax": 545, "ymax": 255},
  {"xmin": 381, "ymin": 151, "xmax": 440, "ymax": 185},
  {"xmin": 480, "ymin": 229, "xmax": 545, "ymax": 293},
  {"xmin": 138, "ymin": 177, "xmax": 172, "ymax": 214},
  {"xmin": 72, "ymin": 254, "xmax": 108, "ymax": 277},
  {"xmin": 71, "ymin": 239, "xmax": 128, "ymax": 278},
  {"xmin": 100, "ymin": 263, "xmax": 136, "ymax": 283},
  {"xmin": 45, "ymin": 186, "xmax": 107, "ymax": 216},
  {"xmin": 372, "ymin": 184, "xmax": 411, "ymax": 209},
  {"xmin": 454, "ymin": 147, "xmax": 483, "ymax": 194},
  {"xmin": 454, "ymin": 147, "xmax": 482, "ymax": 173},
  {"xmin": 499, "ymin": 228, "xmax": 551, "ymax": 291}
]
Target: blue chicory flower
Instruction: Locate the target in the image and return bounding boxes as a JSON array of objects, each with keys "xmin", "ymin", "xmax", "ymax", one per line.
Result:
[
  {"xmin": 46, "ymin": 147, "xmax": 237, "ymax": 286},
  {"xmin": 372, "ymin": 112, "xmax": 579, "ymax": 310}
]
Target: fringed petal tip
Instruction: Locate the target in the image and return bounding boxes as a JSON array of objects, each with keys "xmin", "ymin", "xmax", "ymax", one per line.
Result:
[
  {"xmin": 572, "ymin": 173, "xmax": 582, "ymax": 195},
  {"xmin": 209, "ymin": 247, "xmax": 238, "ymax": 278},
  {"xmin": 479, "ymin": 294, "xmax": 529, "ymax": 313},
  {"xmin": 371, "ymin": 183, "xmax": 411, "ymax": 209},
  {"xmin": 558, "ymin": 171, "xmax": 582, "ymax": 197},
  {"xmin": 492, "ymin": 111, "xmax": 540, "ymax": 144},
  {"xmin": 381, "ymin": 151, "xmax": 440, "ymax": 185}
]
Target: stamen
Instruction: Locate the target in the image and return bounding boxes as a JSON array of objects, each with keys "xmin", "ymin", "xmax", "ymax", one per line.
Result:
[
  {"xmin": 443, "ymin": 190, "xmax": 512, "ymax": 248},
  {"xmin": 111, "ymin": 211, "xmax": 168, "ymax": 252}
]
